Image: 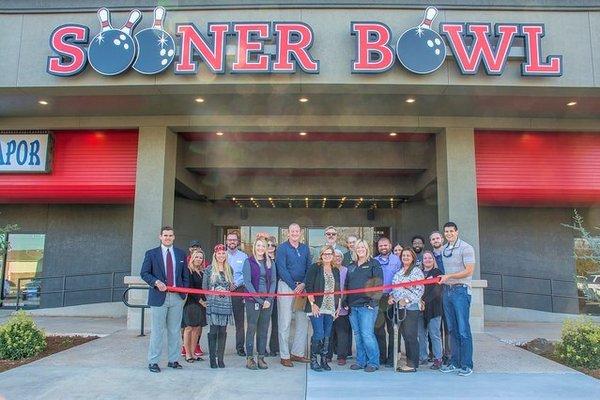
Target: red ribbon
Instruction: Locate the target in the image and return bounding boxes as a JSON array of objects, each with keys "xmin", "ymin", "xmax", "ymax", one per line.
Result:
[{"xmin": 167, "ymin": 276, "xmax": 441, "ymax": 297}]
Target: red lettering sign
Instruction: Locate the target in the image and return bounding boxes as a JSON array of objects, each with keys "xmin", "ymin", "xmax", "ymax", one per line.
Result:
[
  {"xmin": 272, "ymin": 23, "xmax": 319, "ymax": 73},
  {"xmin": 441, "ymin": 23, "xmax": 519, "ymax": 75},
  {"xmin": 47, "ymin": 25, "xmax": 89, "ymax": 77},
  {"xmin": 232, "ymin": 23, "xmax": 271, "ymax": 73},
  {"xmin": 351, "ymin": 22, "xmax": 394, "ymax": 73},
  {"xmin": 175, "ymin": 23, "xmax": 230, "ymax": 74},
  {"xmin": 520, "ymin": 25, "xmax": 562, "ymax": 76}
]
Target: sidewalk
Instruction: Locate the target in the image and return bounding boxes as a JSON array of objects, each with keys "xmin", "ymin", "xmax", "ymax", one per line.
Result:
[{"xmin": 0, "ymin": 318, "xmax": 597, "ymax": 399}]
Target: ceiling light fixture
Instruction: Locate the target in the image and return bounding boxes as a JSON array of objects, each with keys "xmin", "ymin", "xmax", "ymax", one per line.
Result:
[
  {"xmin": 216, "ymin": 131, "xmax": 224, "ymax": 136},
  {"xmin": 389, "ymin": 132, "xmax": 398, "ymax": 137},
  {"xmin": 405, "ymin": 98, "xmax": 416, "ymax": 103},
  {"xmin": 195, "ymin": 97, "xmax": 205, "ymax": 103},
  {"xmin": 38, "ymin": 100, "xmax": 49, "ymax": 105},
  {"xmin": 566, "ymin": 101, "xmax": 577, "ymax": 107},
  {"xmin": 299, "ymin": 97, "xmax": 309, "ymax": 103},
  {"xmin": 299, "ymin": 132, "xmax": 308, "ymax": 136}
]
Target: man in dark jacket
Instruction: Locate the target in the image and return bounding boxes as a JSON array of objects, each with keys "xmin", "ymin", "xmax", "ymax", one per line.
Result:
[{"xmin": 141, "ymin": 226, "xmax": 189, "ymax": 373}]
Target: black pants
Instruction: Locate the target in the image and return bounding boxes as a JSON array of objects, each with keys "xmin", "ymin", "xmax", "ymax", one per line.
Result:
[
  {"xmin": 245, "ymin": 301, "xmax": 273, "ymax": 356},
  {"xmin": 375, "ymin": 294, "xmax": 395, "ymax": 363},
  {"xmin": 268, "ymin": 298, "xmax": 279, "ymax": 353},
  {"xmin": 331, "ymin": 314, "xmax": 352, "ymax": 358},
  {"xmin": 400, "ymin": 309, "xmax": 420, "ymax": 368},
  {"xmin": 442, "ymin": 308, "xmax": 451, "ymax": 357},
  {"xmin": 232, "ymin": 286, "xmax": 246, "ymax": 351}
]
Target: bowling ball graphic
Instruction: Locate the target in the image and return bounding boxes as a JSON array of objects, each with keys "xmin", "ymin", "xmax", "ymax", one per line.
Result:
[
  {"xmin": 89, "ymin": 31, "xmax": 137, "ymax": 76},
  {"xmin": 88, "ymin": 8, "xmax": 141, "ymax": 76},
  {"xmin": 133, "ymin": 7, "xmax": 175, "ymax": 75},
  {"xmin": 396, "ymin": 7, "xmax": 446, "ymax": 75}
]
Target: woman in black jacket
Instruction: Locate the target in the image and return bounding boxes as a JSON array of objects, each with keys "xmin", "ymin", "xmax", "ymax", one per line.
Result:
[
  {"xmin": 418, "ymin": 250, "xmax": 444, "ymax": 369},
  {"xmin": 305, "ymin": 245, "xmax": 341, "ymax": 372}
]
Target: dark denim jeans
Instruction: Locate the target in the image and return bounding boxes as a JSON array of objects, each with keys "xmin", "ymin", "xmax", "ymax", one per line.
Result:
[
  {"xmin": 443, "ymin": 285, "xmax": 473, "ymax": 369},
  {"xmin": 310, "ymin": 314, "xmax": 334, "ymax": 341},
  {"xmin": 349, "ymin": 306, "xmax": 380, "ymax": 368}
]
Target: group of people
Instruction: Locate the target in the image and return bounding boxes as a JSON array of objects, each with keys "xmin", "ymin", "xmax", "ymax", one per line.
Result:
[{"xmin": 140, "ymin": 222, "xmax": 475, "ymax": 377}]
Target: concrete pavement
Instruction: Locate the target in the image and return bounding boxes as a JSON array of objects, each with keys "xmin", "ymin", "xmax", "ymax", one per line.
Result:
[{"xmin": 0, "ymin": 318, "xmax": 598, "ymax": 400}]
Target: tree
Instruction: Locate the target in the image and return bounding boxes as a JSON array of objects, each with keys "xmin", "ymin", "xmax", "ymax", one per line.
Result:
[
  {"xmin": 0, "ymin": 223, "xmax": 19, "ymax": 256},
  {"xmin": 563, "ymin": 210, "xmax": 600, "ymax": 303}
]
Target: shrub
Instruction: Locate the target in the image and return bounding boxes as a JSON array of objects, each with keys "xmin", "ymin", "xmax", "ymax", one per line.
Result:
[
  {"xmin": 555, "ymin": 318, "xmax": 600, "ymax": 370},
  {"xmin": 0, "ymin": 311, "xmax": 46, "ymax": 360}
]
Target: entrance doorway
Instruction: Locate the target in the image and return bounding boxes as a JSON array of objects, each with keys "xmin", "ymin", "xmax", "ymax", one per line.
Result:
[{"xmin": 216, "ymin": 225, "xmax": 391, "ymax": 259}]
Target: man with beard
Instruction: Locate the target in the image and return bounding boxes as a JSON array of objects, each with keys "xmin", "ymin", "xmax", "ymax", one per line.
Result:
[
  {"xmin": 430, "ymin": 230, "xmax": 450, "ymax": 364},
  {"xmin": 411, "ymin": 235, "xmax": 425, "ymax": 269},
  {"xmin": 342, "ymin": 235, "xmax": 357, "ymax": 266},
  {"xmin": 373, "ymin": 237, "xmax": 401, "ymax": 367},
  {"xmin": 227, "ymin": 231, "xmax": 249, "ymax": 356},
  {"xmin": 429, "ymin": 231, "xmax": 445, "ymax": 274}
]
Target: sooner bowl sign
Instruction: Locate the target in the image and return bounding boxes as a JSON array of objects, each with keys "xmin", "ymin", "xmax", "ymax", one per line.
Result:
[{"xmin": 47, "ymin": 5, "xmax": 563, "ymax": 78}]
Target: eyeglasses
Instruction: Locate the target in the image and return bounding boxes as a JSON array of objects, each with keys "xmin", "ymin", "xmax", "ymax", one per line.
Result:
[
  {"xmin": 325, "ymin": 232, "xmax": 337, "ymax": 237},
  {"xmin": 322, "ymin": 252, "xmax": 334, "ymax": 256},
  {"xmin": 268, "ymin": 243, "xmax": 276, "ymax": 248}
]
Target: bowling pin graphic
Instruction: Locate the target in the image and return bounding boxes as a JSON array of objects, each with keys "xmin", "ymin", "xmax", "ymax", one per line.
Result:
[
  {"xmin": 396, "ymin": 6, "xmax": 446, "ymax": 75},
  {"xmin": 133, "ymin": 6, "xmax": 176, "ymax": 75},
  {"xmin": 88, "ymin": 8, "xmax": 141, "ymax": 76}
]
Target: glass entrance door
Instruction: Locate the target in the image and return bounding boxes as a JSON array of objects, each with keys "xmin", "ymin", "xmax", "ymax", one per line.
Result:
[{"xmin": 216, "ymin": 226, "xmax": 389, "ymax": 261}]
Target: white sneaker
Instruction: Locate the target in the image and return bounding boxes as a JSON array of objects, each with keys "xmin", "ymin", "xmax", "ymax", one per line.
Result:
[{"xmin": 457, "ymin": 367, "xmax": 473, "ymax": 376}]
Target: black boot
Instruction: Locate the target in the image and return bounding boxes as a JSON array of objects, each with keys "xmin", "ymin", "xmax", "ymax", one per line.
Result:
[
  {"xmin": 208, "ymin": 333, "xmax": 218, "ymax": 369},
  {"xmin": 320, "ymin": 337, "xmax": 331, "ymax": 371},
  {"xmin": 217, "ymin": 330, "xmax": 226, "ymax": 368},
  {"xmin": 310, "ymin": 339, "xmax": 322, "ymax": 372}
]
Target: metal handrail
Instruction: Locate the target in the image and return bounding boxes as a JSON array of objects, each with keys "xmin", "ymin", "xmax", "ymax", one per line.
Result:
[
  {"xmin": 122, "ymin": 286, "xmax": 150, "ymax": 337},
  {"xmin": 14, "ymin": 270, "xmax": 129, "ymax": 310},
  {"xmin": 480, "ymin": 271, "xmax": 599, "ymax": 312}
]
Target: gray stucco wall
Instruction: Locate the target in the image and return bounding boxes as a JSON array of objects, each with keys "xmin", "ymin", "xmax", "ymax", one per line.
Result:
[
  {"xmin": 0, "ymin": 204, "xmax": 133, "ymax": 308},
  {"xmin": 479, "ymin": 206, "xmax": 579, "ymax": 314}
]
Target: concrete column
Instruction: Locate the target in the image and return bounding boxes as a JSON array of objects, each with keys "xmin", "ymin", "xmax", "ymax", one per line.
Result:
[
  {"xmin": 128, "ymin": 126, "xmax": 177, "ymax": 330},
  {"xmin": 436, "ymin": 127, "xmax": 481, "ymax": 273},
  {"xmin": 436, "ymin": 127, "xmax": 486, "ymax": 332}
]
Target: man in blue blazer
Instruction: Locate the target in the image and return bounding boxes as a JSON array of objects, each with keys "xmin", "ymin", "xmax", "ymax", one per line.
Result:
[{"xmin": 141, "ymin": 226, "xmax": 190, "ymax": 373}]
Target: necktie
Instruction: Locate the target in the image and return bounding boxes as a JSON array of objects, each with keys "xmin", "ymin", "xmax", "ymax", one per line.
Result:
[{"xmin": 166, "ymin": 248, "xmax": 174, "ymax": 286}]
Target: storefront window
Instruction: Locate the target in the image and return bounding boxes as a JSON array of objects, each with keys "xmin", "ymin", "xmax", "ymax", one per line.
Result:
[
  {"xmin": 1, "ymin": 233, "xmax": 45, "ymax": 308},
  {"xmin": 574, "ymin": 238, "xmax": 600, "ymax": 315}
]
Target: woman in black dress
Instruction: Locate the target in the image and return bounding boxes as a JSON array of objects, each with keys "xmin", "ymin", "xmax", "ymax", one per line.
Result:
[{"xmin": 182, "ymin": 249, "xmax": 207, "ymax": 362}]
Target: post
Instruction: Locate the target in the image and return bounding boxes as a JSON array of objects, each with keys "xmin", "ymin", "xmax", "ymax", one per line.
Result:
[
  {"xmin": 128, "ymin": 126, "xmax": 177, "ymax": 330},
  {"xmin": 436, "ymin": 127, "xmax": 486, "ymax": 332},
  {"xmin": 62, "ymin": 275, "xmax": 67, "ymax": 307}
]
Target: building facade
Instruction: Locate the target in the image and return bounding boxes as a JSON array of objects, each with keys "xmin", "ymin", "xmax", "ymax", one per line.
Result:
[{"xmin": 1, "ymin": 1, "xmax": 599, "ymax": 322}]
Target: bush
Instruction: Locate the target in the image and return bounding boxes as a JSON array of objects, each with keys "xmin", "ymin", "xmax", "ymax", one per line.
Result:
[
  {"xmin": 0, "ymin": 311, "xmax": 46, "ymax": 360},
  {"xmin": 555, "ymin": 318, "xmax": 600, "ymax": 370}
]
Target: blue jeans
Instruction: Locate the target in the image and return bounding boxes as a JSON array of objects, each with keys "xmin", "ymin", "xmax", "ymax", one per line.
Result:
[
  {"xmin": 349, "ymin": 306, "xmax": 380, "ymax": 368},
  {"xmin": 443, "ymin": 285, "xmax": 473, "ymax": 369},
  {"xmin": 310, "ymin": 314, "xmax": 334, "ymax": 341},
  {"xmin": 418, "ymin": 314, "xmax": 443, "ymax": 360}
]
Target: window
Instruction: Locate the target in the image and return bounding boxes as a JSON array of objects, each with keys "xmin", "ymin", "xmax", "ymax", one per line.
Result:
[{"xmin": 1, "ymin": 233, "xmax": 45, "ymax": 308}]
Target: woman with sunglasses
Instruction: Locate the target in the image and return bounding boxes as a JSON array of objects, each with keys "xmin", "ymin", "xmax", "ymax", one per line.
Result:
[
  {"xmin": 389, "ymin": 248, "xmax": 424, "ymax": 373},
  {"xmin": 305, "ymin": 245, "xmax": 341, "ymax": 371},
  {"xmin": 202, "ymin": 244, "xmax": 235, "ymax": 368},
  {"xmin": 182, "ymin": 249, "xmax": 207, "ymax": 363}
]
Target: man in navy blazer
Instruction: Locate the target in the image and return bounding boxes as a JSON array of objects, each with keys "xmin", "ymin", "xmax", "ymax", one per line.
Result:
[{"xmin": 141, "ymin": 226, "xmax": 190, "ymax": 373}]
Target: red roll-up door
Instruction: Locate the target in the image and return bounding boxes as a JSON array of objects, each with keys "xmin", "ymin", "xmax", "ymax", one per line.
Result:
[
  {"xmin": 475, "ymin": 131, "xmax": 600, "ymax": 206},
  {"xmin": 0, "ymin": 130, "xmax": 138, "ymax": 204}
]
